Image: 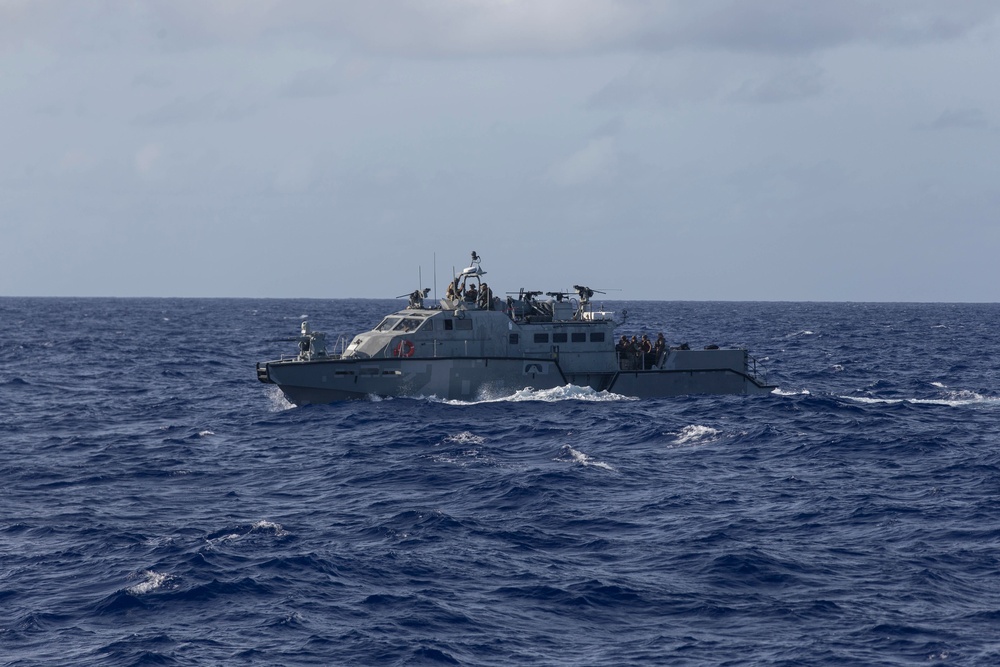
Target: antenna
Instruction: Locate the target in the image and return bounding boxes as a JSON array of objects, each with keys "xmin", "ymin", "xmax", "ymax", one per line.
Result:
[{"xmin": 433, "ymin": 253, "xmax": 437, "ymax": 303}]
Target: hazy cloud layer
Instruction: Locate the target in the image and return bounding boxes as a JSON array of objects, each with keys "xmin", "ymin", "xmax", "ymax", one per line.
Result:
[
  {"xmin": 2, "ymin": 1, "xmax": 999, "ymax": 300},
  {"xmin": 5, "ymin": 1, "xmax": 999, "ymax": 56}
]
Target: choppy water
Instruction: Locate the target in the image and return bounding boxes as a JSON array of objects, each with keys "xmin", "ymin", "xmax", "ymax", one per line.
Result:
[{"xmin": 2, "ymin": 298, "xmax": 1000, "ymax": 666}]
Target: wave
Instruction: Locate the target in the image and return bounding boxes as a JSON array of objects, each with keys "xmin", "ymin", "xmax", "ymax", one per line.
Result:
[
  {"xmin": 126, "ymin": 570, "xmax": 174, "ymax": 595},
  {"xmin": 442, "ymin": 431, "xmax": 486, "ymax": 445},
  {"xmin": 436, "ymin": 384, "xmax": 637, "ymax": 405},
  {"xmin": 672, "ymin": 425, "xmax": 721, "ymax": 446},
  {"xmin": 841, "ymin": 390, "xmax": 1000, "ymax": 408},
  {"xmin": 558, "ymin": 445, "xmax": 616, "ymax": 471},
  {"xmin": 773, "ymin": 388, "xmax": 811, "ymax": 396},
  {"xmin": 265, "ymin": 386, "xmax": 294, "ymax": 411},
  {"xmin": 206, "ymin": 520, "xmax": 290, "ymax": 546}
]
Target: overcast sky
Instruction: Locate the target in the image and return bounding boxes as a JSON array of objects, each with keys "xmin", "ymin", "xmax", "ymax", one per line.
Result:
[{"xmin": 2, "ymin": 1, "xmax": 998, "ymax": 301}]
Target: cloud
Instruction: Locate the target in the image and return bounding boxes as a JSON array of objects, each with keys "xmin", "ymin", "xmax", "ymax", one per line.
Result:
[
  {"xmin": 727, "ymin": 63, "xmax": 827, "ymax": 104},
  {"xmin": 925, "ymin": 108, "xmax": 991, "ymax": 130},
  {"xmin": 7, "ymin": 1, "xmax": 998, "ymax": 58},
  {"xmin": 272, "ymin": 157, "xmax": 316, "ymax": 193},
  {"xmin": 57, "ymin": 150, "xmax": 99, "ymax": 173},
  {"xmin": 589, "ymin": 55, "xmax": 828, "ymax": 109},
  {"xmin": 544, "ymin": 135, "xmax": 618, "ymax": 187},
  {"xmin": 135, "ymin": 143, "xmax": 162, "ymax": 175},
  {"xmin": 633, "ymin": 1, "xmax": 1000, "ymax": 55},
  {"xmin": 133, "ymin": 93, "xmax": 259, "ymax": 125},
  {"xmin": 278, "ymin": 68, "xmax": 344, "ymax": 99},
  {"xmin": 277, "ymin": 59, "xmax": 379, "ymax": 98}
]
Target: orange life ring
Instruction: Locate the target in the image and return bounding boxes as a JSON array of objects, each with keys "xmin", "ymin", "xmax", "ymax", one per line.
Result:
[{"xmin": 393, "ymin": 339, "xmax": 415, "ymax": 358}]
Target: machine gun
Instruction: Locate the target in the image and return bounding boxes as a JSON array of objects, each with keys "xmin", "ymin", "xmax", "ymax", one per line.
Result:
[
  {"xmin": 396, "ymin": 287, "xmax": 431, "ymax": 309},
  {"xmin": 572, "ymin": 285, "xmax": 606, "ymax": 304}
]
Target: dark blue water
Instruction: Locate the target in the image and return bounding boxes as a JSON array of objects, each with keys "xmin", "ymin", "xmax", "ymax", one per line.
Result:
[{"xmin": 3, "ymin": 298, "xmax": 1000, "ymax": 666}]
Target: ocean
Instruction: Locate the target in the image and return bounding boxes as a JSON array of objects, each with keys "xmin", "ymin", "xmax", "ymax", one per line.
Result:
[{"xmin": 2, "ymin": 297, "xmax": 999, "ymax": 666}]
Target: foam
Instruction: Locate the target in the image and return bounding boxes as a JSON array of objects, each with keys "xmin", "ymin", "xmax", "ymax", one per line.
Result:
[
  {"xmin": 443, "ymin": 431, "xmax": 486, "ymax": 446},
  {"xmin": 437, "ymin": 384, "xmax": 637, "ymax": 406},
  {"xmin": 250, "ymin": 520, "xmax": 288, "ymax": 536},
  {"xmin": 841, "ymin": 391, "xmax": 1000, "ymax": 408},
  {"xmin": 127, "ymin": 570, "xmax": 172, "ymax": 595},
  {"xmin": 560, "ymin": 445, "xmax": 616, "ymax": 471},
  {"xmin": 673, "ymin": 425, "xmax": 720, "ymax": 445},
  {"xmin": 209, "ymin": 520, "xmax": 290, "ymax": 546},
  {"xmin": 266, "ymin": 386, "xmax": 295, "ymax": 411},
  {"xmin": 773, "ymin": 388, "xmax": 810, "ymax": 396}
]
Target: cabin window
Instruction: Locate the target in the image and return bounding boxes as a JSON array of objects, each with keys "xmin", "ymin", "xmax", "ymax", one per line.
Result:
[
  {"xmin": 571, "ymin": 332, "xmax": 586, "ymax": 343},
  {"xmin": 590, "ymin": 332, "xmax": 605, "ymax": 342},
  {"xmin": 534, "ymin": 333, "xmax": 549, "ymax": 343},
  {"xmin": 509, "ymin": 333, "xmax": 519, "ymax": 345},
  {"xmin": 444, "ymin": 320, "xmax": 453, "ymax": 330},
  {"xmin": 392, "ymin": 318, "xmax": 423, "ymax": 332},
  {"xmin": 455, "ymin": 319, "xmax": 473, "ymax": 330},
  {"xmin": 375, "ymin": 317, "xmax": 401, "ymax": 332},
  {"xmin": 422, "ymin": 320, "xmax": 433, "ymax": 331},
  {"xmin": 553, "ymin": 333, "xmax": 568, "ymax": 343}
]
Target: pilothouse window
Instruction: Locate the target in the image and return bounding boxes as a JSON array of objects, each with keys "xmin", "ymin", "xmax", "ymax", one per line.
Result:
[
  {"xmin": 375, "ymin": 317, "xmax": 402, "ymax": 332},
  {"xmin": 392, "ymin": 318, "xmax": 423, "ymax": 332}
]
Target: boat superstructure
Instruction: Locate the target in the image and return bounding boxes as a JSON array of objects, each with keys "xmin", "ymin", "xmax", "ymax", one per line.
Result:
[{"xmin": 256, "ymin": 252, "xmax": 775, "ymax": 404}]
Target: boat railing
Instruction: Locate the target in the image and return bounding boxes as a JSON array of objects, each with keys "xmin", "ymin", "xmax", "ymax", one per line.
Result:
[
  {"xmin": 333, "ymin": 335, "xmax": 351, "ymax": 356},
  {"xmin": 747, "ymin": 354, "xmax": 768, "ymax": 384},
  {"xmin": 379, "ymin": 338, "xmax": 493, "ymax": 359}
]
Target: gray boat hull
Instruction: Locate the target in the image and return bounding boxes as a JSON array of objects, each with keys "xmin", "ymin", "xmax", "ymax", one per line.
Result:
[
  {"xmin": 256, "ymin": 251, "xmax": 777, "ymax": 404},
  {"xmin": 258, "ymin": 353, "xmax": 774, "ymax": 404}
]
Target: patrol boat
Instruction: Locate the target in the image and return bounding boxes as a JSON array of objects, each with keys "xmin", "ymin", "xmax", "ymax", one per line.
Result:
[{"xmin": 256, "ymin": 252, "xmax": 775, "ymax": 404}]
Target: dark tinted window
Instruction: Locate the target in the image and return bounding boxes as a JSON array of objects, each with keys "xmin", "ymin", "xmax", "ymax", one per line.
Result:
[
  {"xmin": 509, "ymin": 333, "xmax": 519, "ymax": 344},
  {"xmin": 456, "ymin": 319, "xmax": 473, "ymax": 330},
  {"xmin": 571, "ymin": 332, "xmax": 586, "ymax": 343},
  {"xmin": 444, "ymin": 320, "xmax": 453, "ymax": 330},
  {"xmin": 590, "ymin": 332, "xmax": 605, "ymax": 342},
  {"xmin": 534, "ymin": 333, "xmax": 549, "ymax": 343},
  {"xmin": 553, "ymin": 333, "xmax": 568, "ymax": 343}
]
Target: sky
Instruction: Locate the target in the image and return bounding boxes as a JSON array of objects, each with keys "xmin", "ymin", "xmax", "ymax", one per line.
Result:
[{"xmin": 1, "ymin": 0, "xmax": 998, "ymax": 301}]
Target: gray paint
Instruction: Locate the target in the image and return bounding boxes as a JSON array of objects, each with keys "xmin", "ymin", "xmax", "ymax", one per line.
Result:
[{"xmin": 258, "ymin": 298, "xmax": 774, "ymax": 404}]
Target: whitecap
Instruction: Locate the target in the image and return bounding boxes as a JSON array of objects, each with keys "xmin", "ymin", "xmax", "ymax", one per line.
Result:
[
  {"xmin": 930, "ymin": 382, "xmax": 947, "ymax": 388},
  {"xmin": 443, "ymin": 431, "xmax": 486, "ymax": 446},
  {"xmin": 266, "ymin": 386, "xmax": 295, "ymax": 411},
  {"xmin": 773, "ymin": 388, "xmax": 810, "ymax": 396},
  {"xmin": 438, "ymin": 384, "xmax": 637, "ymax": 405},
  {"xmin": 250, "ymin": 520, "xmax": 288, "ymax": 536},
  {"xmin": 559, "ymin": 445, "xmax": 616, "ymax": 471},
  {"xmin": 208, "ymin": 520, "xmax": 290, "ymax": 546},
  {"xmin": 672, "ymin": 425, "xmax": 720, "ymax": 445},
  {"xmin": 841, "ymin": 392, "xmax": 1000, "ymax": 408},
  {"xmin": 198, "ymin": 430, "xmax": 215, "ymax": 437},
  {"xmin": 127, "ymin": 570, "xmax": 172, "ymax": 595}
]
